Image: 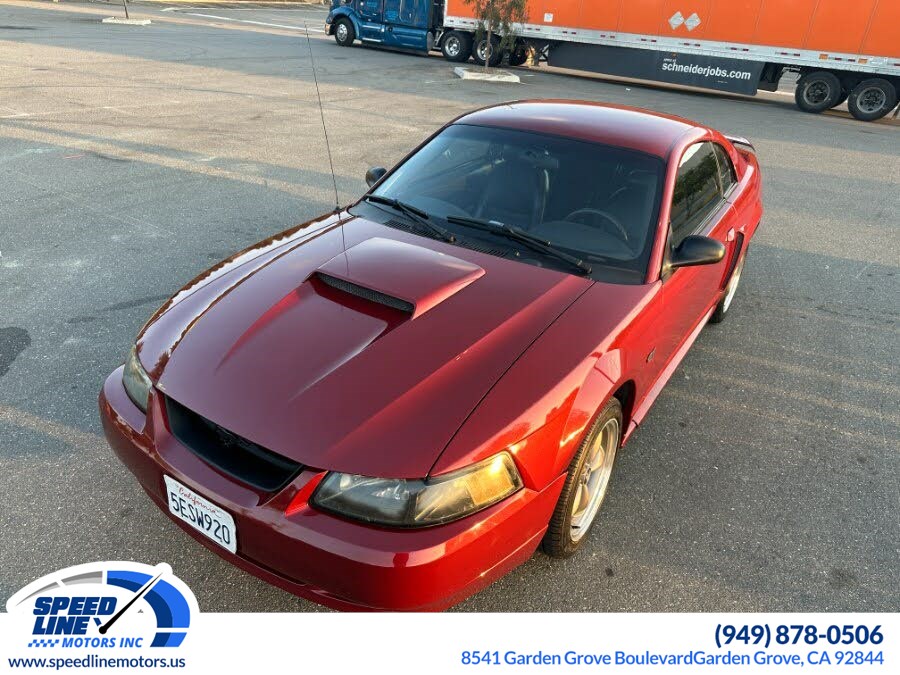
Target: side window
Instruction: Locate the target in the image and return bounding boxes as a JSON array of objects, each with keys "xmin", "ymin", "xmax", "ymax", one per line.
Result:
[
  {"xmin": 383, "ymin": 0, "xmax": 400, "ymax": 22},
  {"xmin": 712, "ymin": 143, "xmax": 737, "ymax": 195},
  {"xmin": 669, "ymin": 142, "xmax": 723, "ymax": 249},
  {"xmin": 400, "ymin": 0, "xmax": 423, "ymax": 24},
  {"xmin": 360, "ymin": 0, "xmax": 381, "ymax": 15},
  {"xmin": 385, "ymin": 0, "xmax": 424, "ymax": 25}
]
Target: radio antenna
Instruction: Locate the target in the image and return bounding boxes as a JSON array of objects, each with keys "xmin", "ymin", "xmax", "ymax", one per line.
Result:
[{"xmin": 305, "ymin": 25, "xmax": 340, "ymax": 212}]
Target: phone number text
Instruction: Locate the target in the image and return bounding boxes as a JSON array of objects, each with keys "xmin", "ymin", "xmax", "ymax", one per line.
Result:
[{"xmin": 716, "ymin": 624, "xmax": 884, "ymax": 649}]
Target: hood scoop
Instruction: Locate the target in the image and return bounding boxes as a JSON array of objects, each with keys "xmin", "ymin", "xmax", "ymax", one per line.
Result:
[
  {"xmin": 316, "ymin": 272, "xmax": 415, "ymax": 314},
  {"xmin": 316, "ymin": 237, "xmax": 484, "ymax": 318}
]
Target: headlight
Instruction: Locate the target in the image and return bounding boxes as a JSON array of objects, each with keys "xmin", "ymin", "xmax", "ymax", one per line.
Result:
[
  {"xmin": 312, "ymin": 452, "xmax": 523, "ymax": 527},
  {"xmin": 122, "ymin": 345, "xmax": 152, "ymax": 413}
]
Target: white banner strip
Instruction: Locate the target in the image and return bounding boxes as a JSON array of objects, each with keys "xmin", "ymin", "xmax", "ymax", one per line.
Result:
[{"xmin": 1, "ymin": 613, "xmax": 896, "ymax": 673}]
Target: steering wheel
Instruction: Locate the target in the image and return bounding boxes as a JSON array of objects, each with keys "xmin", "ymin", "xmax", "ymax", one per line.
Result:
[{"xmin": 564, "ymin": 209, "xmax": 629, "ymax": 242}]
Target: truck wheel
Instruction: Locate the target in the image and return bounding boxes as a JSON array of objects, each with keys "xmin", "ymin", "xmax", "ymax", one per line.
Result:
[
  {"xmin": 441, "ymin": 31, "xmax": 472, "ymax": 62},
  {"xmin": 847, "ymin": 79, "xmax": 898, "ymax": 121},
  {"xmin": 795, "ymin": 71, "xmax": 841, "ymax": 113},
  {"xmin": 333, "ymin": 18, "xmax": 355, "ymax": 47},
  {"xmin": 508, "ymin": 43, "xmax": 528, "ymax": 67},
  {"xmin": 472, "ymin": 35, "xmax": 502, "ymax": 68}
]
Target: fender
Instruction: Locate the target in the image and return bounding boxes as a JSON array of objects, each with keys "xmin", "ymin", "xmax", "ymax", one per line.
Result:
[
  {"xmin": 327, "ymin": 6, "xmax": 362, "ymax": 38},
  {"xmin": 431, "ymin": 281, "xmax": 658, "ymax": 491},
  {"xmin": 543, "ymin": 350, "xmax": 634, "ymax": 481},
  {"xmin": 560, "ymin": 349, "xmax": 631, "ymax": 452}
]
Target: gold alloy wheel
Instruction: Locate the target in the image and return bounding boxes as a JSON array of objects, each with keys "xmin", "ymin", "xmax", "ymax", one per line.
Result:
[{"xmin": 569, "ymin": 417, "xmax": 620, "ymax": 542}]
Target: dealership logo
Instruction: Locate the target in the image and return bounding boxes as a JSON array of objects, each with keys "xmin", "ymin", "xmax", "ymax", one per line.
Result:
[{"xmin": 5, "ymin": 562, "xmax": 197, "ymax": 650}]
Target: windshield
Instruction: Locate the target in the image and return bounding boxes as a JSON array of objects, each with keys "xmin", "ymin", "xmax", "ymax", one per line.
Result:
[{"xmin": 366, "ymin": 124, "xmax": 665, "ymax": 283}]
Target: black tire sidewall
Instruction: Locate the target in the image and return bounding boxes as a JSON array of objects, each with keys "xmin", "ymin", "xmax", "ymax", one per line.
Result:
[
  {"xmin": 441, "ymin": 31, "xmax": 472, "ymax": 62},
  {"xmin": 795, "ymin": 72, "xmax": 841, "ymax": 113},
  {"xmin": 541, "ymin": 398, "xmax": 623, "ymax": 558},
  {"xmin": 848, "ymin": 79, "xmax": 898, "ymax": 121},
  {"xmin": 334, "ymin": 19, "xmax": 355, "ymax": 47},
  {"xmin": 472, "ymin": 36, "xmax": 502, "ymax": 67},
  {"xmin": 710, "ymin": 248, "xmax": 747, "ymax": 324}
]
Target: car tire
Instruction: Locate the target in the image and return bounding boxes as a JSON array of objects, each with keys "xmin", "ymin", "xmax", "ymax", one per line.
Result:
[
  {"xmin": 709, "ymin": 248, "xmax": 747, "ymax": 324},
  {"xmin": 441, "ymin": 30, "xmax": 472, "ymax": 62},
  {"xmin": 542, "ymin": 398, "xmax": 622, "ymax": 558},
  {"xmin": 333, "ymin": 18, "xmax": 355, "ymax": 47},
  {"xmin": 847, "ymin": 78, "xmax": 898, "ymax": 121},
  {"xmin": 472, "ymin": 35, "xmax": 502, "ymax": 68},
  {"xmin": 795, "ymin": 71, "xmax": 841, "ymax": 113}
]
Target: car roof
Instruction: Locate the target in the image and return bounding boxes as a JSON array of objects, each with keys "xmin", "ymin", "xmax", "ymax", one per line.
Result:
[{"xmin": 453, "ymin": 100, "xmax": 701, "ymax": 159}]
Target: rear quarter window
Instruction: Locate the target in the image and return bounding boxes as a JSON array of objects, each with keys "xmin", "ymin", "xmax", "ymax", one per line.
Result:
[
  {"xmin": 670, "ymin": 142, "xmax": 722, "ymax": 247},
  {"xmin": 713, "ymin": 143, "xmax": 737, "ymax": 195}
]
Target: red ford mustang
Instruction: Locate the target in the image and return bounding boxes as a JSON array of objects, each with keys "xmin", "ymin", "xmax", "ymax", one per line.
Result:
[{"xmin": 100, "ymin": 100, "xmax": 762, "ymax": 611}]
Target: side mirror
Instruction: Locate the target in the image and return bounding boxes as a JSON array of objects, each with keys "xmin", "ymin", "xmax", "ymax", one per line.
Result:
[
  {"xmin": 669, "ymin": 235, "xmax": 726, "ymax": 270},
  {"xmin": 365, "ymin": 167, "xmax": 387, "ymax": 187}
]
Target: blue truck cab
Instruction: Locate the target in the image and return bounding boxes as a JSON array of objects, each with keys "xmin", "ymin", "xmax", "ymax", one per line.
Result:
[{"xmin": 326, "ymin": 0, "xmax": 444, "ymax": 52}]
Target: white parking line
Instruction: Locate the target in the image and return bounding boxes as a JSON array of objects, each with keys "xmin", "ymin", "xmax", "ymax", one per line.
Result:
[
  {"xmin": 0, "ymin": 100, "xmax": 182, "ymax": 120},
  {"xmin": 162, "ymin": 6, "xmax": 326, "ymax": 10},
  {"xmin": 181, "ymin": 12, "xmax": 325, "ymax": 32}
]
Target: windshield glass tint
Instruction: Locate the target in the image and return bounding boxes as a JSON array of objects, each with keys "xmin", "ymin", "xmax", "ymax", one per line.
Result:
[{"xmin": 371, "ymin": 124, "xmax": 664, "ymax": 283}]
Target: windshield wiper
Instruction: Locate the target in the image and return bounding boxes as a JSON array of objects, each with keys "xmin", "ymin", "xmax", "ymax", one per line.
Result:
[
  {"xmin": 446, "ymin": 216, "xmax": 592, "ymax": 275},
  {"xmin": 363, "ymin": 195, "xmax": 456, "ymax": 243}
]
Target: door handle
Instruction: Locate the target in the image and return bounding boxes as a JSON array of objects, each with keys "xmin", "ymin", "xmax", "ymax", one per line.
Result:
[{"xmin": 726, "ymin": 228, "xmax": 735, "ymax": 242}]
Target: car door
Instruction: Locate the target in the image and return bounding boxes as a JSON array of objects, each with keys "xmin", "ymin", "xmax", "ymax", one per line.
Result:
[
  {"xmin": 713, "ymin": 141, "xmax": 751, "ymax": 276},
  {"xmin": 657, "ymin": 141, "xmax": 736, "ymax": 358},
  {"xmin": 357, "ymin": 0, "xmax": 386, "ymax": 42},
  {"xmin": 382, "ymin": 0, "xmax": 430, "ymax": 49}
]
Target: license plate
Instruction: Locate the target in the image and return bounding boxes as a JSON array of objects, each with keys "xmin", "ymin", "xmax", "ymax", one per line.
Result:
[{"xmin": 164, "ymin": 476, "xmax": 237, "ymax": 554}]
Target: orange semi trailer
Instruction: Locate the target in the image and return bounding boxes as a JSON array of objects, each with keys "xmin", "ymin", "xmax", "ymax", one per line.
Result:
[{"xmin": 436, "ymin": 0, "xmax": 900, "ymax": 121}]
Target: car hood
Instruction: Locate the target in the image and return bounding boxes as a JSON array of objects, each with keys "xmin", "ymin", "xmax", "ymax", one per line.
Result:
[{"xmin": 139, "ymin": 215, "xmax": 592, "ymax": 479}]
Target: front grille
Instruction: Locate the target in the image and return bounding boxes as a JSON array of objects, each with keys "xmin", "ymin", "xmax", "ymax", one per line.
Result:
[
  {"xmin": 316, "ymin": 272, "xmax": 414, "ymax": 314},
  {"xmin": 165, "ymin": 397, "xmax": 302, "ymax": 492}
]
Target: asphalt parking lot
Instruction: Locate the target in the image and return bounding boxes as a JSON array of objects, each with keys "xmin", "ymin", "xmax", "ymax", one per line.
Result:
[{"xmin": 1, "ymin": 0, "xmax": 898, "ymax": 613}]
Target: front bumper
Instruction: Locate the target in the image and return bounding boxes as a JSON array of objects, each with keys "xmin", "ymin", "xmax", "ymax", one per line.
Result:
[{"xmin": 99, "ymin": 367, "xmax": 565, "ymax": 611}]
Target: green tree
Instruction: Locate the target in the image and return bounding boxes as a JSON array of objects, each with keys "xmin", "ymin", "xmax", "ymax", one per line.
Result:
[{"xmin": 464, "ymin": 0, "xmax": 527, "ymax": 71}]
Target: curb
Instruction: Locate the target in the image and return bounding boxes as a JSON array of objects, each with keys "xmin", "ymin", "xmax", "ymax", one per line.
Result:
[
  {"xmin": 453, "ymin": 66, "xmax": 520, "ymax": 83},
  {"xmin": 102, "ymin": 16, "xmax": 151, "ymax": 23}
]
